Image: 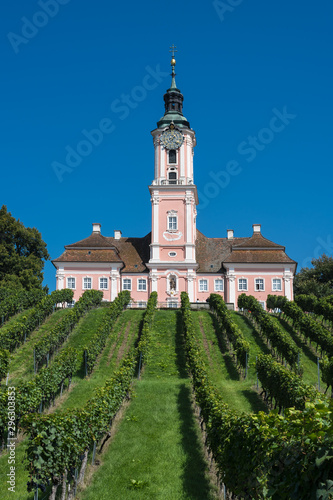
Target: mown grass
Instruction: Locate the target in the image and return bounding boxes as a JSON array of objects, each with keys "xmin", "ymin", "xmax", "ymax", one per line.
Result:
[
  {"xmin": 0, "ymin": 307, "xmax": 36, "ymax": 329},
  {"xmin": 191, "ymin": 310, "xmax": 267, "ymax": 413},
  {"xmin": 78, "ymin": 310, "xmax": 218, "ymax": 500},
  {"xmin": 0, "ymin": 307, "xmax": 126, "ymax": 500},
  {"xmin": 7, "ymin": 308, "xmax": 70, "ymax": 385},
  {"xmin": 271, "ymin": 315, "xmax": 324, "ymax": 388},
  {"xmin": 55, "ymin": 309, "xmax": 144, "ymax": 411}
]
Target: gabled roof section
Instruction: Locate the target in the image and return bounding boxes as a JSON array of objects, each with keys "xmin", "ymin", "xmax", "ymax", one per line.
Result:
[
  {"xmin": 195, "ymin": 229, "xmax": 248, "ymax": 273},
  {"xmin": 224, "ymin": 231, "xmax": 296, "ymax": 265},
  {"xmin": 223, "ymin": 250, "xmax": 296, "ymax": 264},
  {"xmin": 104, "ymin": 233, "xmax": 151, "ymax": 272},
  {"xmin": 231, "ymin": 232, "xmax": 284, "ymax": 250},
  {"xmin": 52, "ymin": 231, "xmax": 151, "ymax": 272},
  {"xmin": 195, "ymin": 229, "xmax": 297, "ymax": 270},
  {"xmin": 65, "ymin": 232, "xmax": 115, "ymax": 249},
  {"xmin": 52, "ymin": 248, "xmax": 122, "ymax": 264}
]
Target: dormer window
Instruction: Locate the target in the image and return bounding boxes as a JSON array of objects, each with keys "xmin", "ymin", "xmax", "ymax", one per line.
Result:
[{"xmin": 169, "ymin": 150, "xmax": 176, "ymax": 163}]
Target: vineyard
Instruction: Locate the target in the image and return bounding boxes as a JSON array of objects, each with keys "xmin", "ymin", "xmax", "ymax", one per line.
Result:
[{"xmin": 0, "ymin": 291, "xmax": 332, "ymax": 499}]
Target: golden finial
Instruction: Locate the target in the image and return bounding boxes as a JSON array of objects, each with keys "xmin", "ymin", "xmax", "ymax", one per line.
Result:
[{"xmin": 169, "ymin": 44, "xmax": 177, "ymax": 68}]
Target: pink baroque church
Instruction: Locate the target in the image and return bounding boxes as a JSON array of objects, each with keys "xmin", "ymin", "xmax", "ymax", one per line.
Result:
[{"xmin": 53, "ymin": 53, "xmax": 297, "ymax": 310}]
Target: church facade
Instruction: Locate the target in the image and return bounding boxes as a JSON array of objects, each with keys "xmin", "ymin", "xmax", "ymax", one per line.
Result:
[{"xmin": 53, "ymin": 55, "xmax": 297, "ymax": 310}]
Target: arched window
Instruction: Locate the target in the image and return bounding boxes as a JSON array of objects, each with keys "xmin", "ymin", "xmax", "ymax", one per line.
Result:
[{"xmin": 168, "ymin": 170, "xmax": 177, "ymax": 184}]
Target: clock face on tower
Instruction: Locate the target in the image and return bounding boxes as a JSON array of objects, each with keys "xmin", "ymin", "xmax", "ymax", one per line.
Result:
[{"xmin": 160, "ymin": 128, "xmax": 184, "ymax": 150}]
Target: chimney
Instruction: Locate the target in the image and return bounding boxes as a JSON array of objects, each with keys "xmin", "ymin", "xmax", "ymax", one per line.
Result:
[
  {"xmin": 253, "ymin": 224, "xmax": 261, "ymax": 233},
  {"xmin": 92, "ymin": 223, "xmax": 101, "ymax": 234},
  {"xmin": 227, "ymin": 229, "xmax": 234, "ymax": 240},
  {"xmin": 114, "ymin": 230, "xmax": 122, "ymax": 240}
]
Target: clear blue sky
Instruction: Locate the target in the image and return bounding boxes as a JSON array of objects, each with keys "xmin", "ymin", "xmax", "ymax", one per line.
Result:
[{"xmin": 1, "ymin": 0, "xmax": 332, "ymax": 291}]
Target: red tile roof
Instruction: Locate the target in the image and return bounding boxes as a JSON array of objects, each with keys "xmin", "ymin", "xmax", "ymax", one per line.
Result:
[
  {"xmin": 52, "ymin": 232, "xmax": 151, "ymax": 272},
  {"xmin": 52, "ymin": 229, "xmax": 296, "ymax": 271}
]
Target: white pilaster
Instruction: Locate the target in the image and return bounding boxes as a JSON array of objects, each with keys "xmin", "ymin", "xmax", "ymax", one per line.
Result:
[
  {"xmin": 187, "ymin": 271, "xmax": 195, "ymax": 302},
  {"xmin": 152, "ymin": 193, "xmax": 159, "ymax": 243},
  {"xmin": 154, "ymin": 137, "xmax": 159, "ymax": 179},
  {"xmin": 283, "ymin": 269, "xmax": 293, "ymax": 300},
  {"xmin": 227, "ymin": 270, "xmax": 236, "ymax": 306},
  {"xmin": 186, "ymin": 136, "xmax": 192, "ymax": 180},
  {"xmin": 56, "ymin": 272, "xmax": 64, "ymax": 290},
  {"xmin": 160, "ymin": 147, "xmax": 165, "ymax": 179},
  {"xmin": 180, "ymin": 141, "xmax": 185, "ymax": 179},
  {"xmin": 110, "ymin": 268, "xmax": 119, "ymax": 301},
  {"xmin": 185, "ymin": 193, "xmax": 193, "ymax": 243},
  {"xmin": 150, "ymin": 270, "xmax": 158, "ymax": 293}
]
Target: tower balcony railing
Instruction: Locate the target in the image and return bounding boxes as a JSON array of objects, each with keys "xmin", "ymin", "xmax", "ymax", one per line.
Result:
[{"xmin": 152, "ymin": 178, "xmax": 193, "ymax": 186}]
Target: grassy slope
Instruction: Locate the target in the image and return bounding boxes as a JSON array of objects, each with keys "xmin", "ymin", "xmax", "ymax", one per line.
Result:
[
  {"xmin": 0, "ymin": 307, "xmax": 118, "ymax": 500},
  {"xmin": 79, "ymin": 310, "xmax": 218, "ymax": 500},
  {"xmin": 56, "ymin": 309, "xmax": 144, "ymax": 411},
  {"xmin": 191, "ymin": 310, "xmax": 267, "ymax": 413},
  {"xmin": 0, "ymin": 307, "xmax": 36, "ymax": 329},
  {"xmin": 271, "ymin": 315, "xmax": 324, "ymax": 388},
  {"xmin": 7, "ymin": 308, "xmax": 70, "ymax": 385}
]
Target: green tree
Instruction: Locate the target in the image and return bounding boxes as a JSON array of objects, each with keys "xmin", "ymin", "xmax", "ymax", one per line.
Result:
[
  {"xmin": 0, "ymin": 205, "xmax": 49, "ymax": 290},
  {"xmin": 294, "ymin": 254, "xmax": 333, "ymax": 298}
]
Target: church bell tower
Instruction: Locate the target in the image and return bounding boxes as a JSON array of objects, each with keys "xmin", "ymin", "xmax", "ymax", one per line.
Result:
[{"xmin": 147, "ymin": 46, "xmax": 198, "ymax": 302}]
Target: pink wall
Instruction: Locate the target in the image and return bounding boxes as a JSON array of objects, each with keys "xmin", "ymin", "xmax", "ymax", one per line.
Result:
[
  {"xmin": 194, "ymin": 275, "xmax": 226, "ymax": 303},
  {"xmin": 234, "ymin": 272, "xmax": 287, "ymax": 309},
  {"xmin": 57, "ymin": 269, "xmax": 292, "ymax": 308}
]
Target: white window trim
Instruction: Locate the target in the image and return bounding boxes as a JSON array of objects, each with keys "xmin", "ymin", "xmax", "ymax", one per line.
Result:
[
  {"xmin": 167, "ymin": 150, "xmax": 178, "ymax": 165},
  {"xmin": 166, "ymin": 210, "xmax": 178, "ymax": 232},
  {"xmin": 272, "ymin": 278, "xmax": 282, "ymax": 291},
  {"xmin": 137, "ymin": 301, "xmax": 147, "ymax": 308},
  {"xmin": 67, "ymin": 276, "xmax": 76, "ymax": 290},
  {"xmin": 99, "ymin": 276, "xmax": 108, "ymax": 290},
  {"xmin": 254, "ymin": 278, "xmax": 265, "ymax": 292},
  {"xmin": 122, "ymin": 278, "xmax": 132, "ymax": 291},
  {"xmin": 82, "ymin": 276, "xmax": 92, "ymax": 290},
  {"xmin": 137, "ymin": 278, "xmax": 147, "ymax": 292},
  {"xmin": 199, "ymin": 279, "xmax": 208, "ymax": 292},
  {"xmin": 259, "ymin": 301, "xmax": 266, "ymax": 310},
  {"xmin": 167, "ymin": 215, "xmax": 178, "ymax": 231},
  {"xmin": 168, "ymin": 251, "xmax": 177, "ymax": 257},
  {"xmin": 238, "ymin": 278, "xmax": 248, "ymax": 291},
  {"xmin": 214, "ymin": 279, "xmax": 224, "ymax": 292}
]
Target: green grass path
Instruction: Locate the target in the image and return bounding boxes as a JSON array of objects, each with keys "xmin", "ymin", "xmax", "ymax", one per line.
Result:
[
  {"xmin": 271, "ymin": 315, "xmax": 324, "ymax": 388},
  {"xmin": 7, "ymin": 308, "xmax": 70, "ymax": 385},
  {"xmin": 0, "ymin": 308, "xmax": 137, "ymax": 500},
  {"xmin": 79, "ymin": 310, "xmax": 218, "ymax": 500},
  {"xmin": 191, "ymin": 311, "xmax": 267, "ymax": 413},
  {"xmin": 57, "ymin": 309, "xmax": 144, "ymax": 411}
]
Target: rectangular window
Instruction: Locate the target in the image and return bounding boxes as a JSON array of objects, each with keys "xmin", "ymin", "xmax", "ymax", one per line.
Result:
[
  {"xmin": 199, "ymin": 279, "xmax": 208, "ymax": 292},
  {"xmin": 272, "ymin": 278, "xmax": 282, "ymax": 291},
  {"xmin": 214, "ymin": 279, "xmax": 224, "ymax": 291},
  {"xmin": 123, "ymin": 279, "xmax": 132, "ymax": 290},
  {"xmin": 168, "ymin": 301, "xmax": 178, "ymax": 308},
  {"xmin": 238, "ymin": 278, "xmax": 248, "ymax": 291},
  {"xmin": 169, "ymin": 150, "xmax": 177, "ymax": 163},
  {"xmin": 99, "ymin": 277, "xmax": 108, "ymax": 289},
  {"xmin": 259, "ymin": 301, "xmax": 266, "ymax": 310},
  {"xmin": 168, "ymin": 216, "xmax": 177, "ymax": 230},
  {"xmin": 67, "ymin": 277, "xmax": 75, "ymax": 289},
  {"xmin": 138, "ymin": 279, "xmax": 147, "ymax": 291},
  {"xmin": 83, "ymin": 277, "xmax": 92, "ymax": 289},
  {"xmin": 255, "ymin": 278, "xmax": 264, "ymax": 291}
]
